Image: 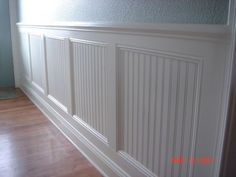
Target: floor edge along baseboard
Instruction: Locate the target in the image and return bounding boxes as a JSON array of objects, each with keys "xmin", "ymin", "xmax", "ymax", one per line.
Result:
[{"xmin": 20, "ymin": 86, "xmax": 125, "ymax": 177}]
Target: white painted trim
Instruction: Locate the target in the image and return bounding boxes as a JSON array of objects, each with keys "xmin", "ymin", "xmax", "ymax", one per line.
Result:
[
  {"xmin": 213, "ymin": 1, "xmax": 236, "ymax": 176},
  {"xmin": 17, "ymin": 22, "xmax": 229, "ymax": 42},
  {"xmin": 44, "ymin": 35, "xmax": 66, "ymax": 41},
  {"xmin": 73, "ymin": 115, "xmax": 108, "ymax": 145},
  {"xmin": 106, "ymin": 43, "xmax": 117, "ymax": 151},
  {"xmin": 20, "ymin": 84, "xmax": 128, "ymax": 177},
  {"xmin": 42, "ymin": 35, "xmax": 49, "ymax": 95},
  {"xmin": 119, "ymin": 151, "xmax": 156, "ymax": 177},
  {"xmin": 32, "ymin": 81, "xmax": 44, "ymax": 94},
  {"xmin": 41, "ymin": 35, "xmax": 48, "ymax": 95},
  {"xmin": 48, "ymin": 94, "xmax": 68, "ymax": 113},
  {"xmin": 70, "ymin": 38, "xmax": 108, "ymax": 46},
  {"xmin": 65, "ymin": 38, "xmax": 73, "ymax": 115},
  {"xmin": 17, "ymin": 22, "xmax": 231, "ymax": 177},
  {"xmin": 117, "ymin": 44, "xmax": 203, "ymax": 63},
  {"xmin": 27, "ymin": 33, "xmax": 33, "ymax": 81}
]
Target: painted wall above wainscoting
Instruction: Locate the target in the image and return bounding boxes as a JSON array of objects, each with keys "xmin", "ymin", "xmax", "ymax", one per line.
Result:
[
  {"xmin": 16, "ymin": 22, "xmax": 231, "ymax": 177},
  {"xmin": 17, "ymin": 0, "xmax": 229, "ymax": 24}
]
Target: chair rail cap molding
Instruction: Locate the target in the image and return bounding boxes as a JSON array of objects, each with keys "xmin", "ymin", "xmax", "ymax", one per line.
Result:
[{"xmin": 17, "ymin": 21, "xmax": 230, "ymax": 41}]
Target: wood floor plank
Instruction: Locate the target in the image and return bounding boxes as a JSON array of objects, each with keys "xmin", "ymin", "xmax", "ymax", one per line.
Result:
[{"xmin": 0, "ymin": 89, "xmax": 103, "ymax": 177}]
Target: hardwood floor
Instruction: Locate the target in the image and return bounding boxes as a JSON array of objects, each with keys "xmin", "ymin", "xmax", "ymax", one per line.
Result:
[{"xmin": 0, "ymin": 89, "xmax": 102, "ymax": 177}]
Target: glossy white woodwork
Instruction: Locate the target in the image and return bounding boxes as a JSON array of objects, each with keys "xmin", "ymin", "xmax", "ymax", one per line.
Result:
[
  {"xmin": 117, "ymin": 46, "xmax": 202, "ymax": 177},
  {"xmin": 17, "ymin": 22, "xmax": 230, "ymax": 177},
  {"xmin": 29, "ymin": 34, "xmax": 45, "ymax": 93},
  {"xmin": 44, "ymin": 36, "xmax": 69, "ymax": 112},
  {"xmin": 71, "ymin": 39, "xmax": 108, "ymax": 140},
  {"xmin": 19, "ymin": 33, "xmax": 31, "ymax": 81}
]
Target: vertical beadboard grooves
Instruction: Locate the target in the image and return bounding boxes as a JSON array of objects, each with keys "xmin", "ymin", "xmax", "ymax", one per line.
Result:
[
  {"xmin": 117, "ymin": 45, "xmax": 203, "ymax": 177},
  {"xmin": 70, "ymin": 38, "xmax": 109, "ymax": 142},
  {"xmin": 17, "ymin": 23, "xmax": 229, "ymax": 177},
  {"xmin": 170, "ymin": 61, "xmax": 180, "ymax": 177},
  {"xmin": 188, "ymin": 59, "xmax": 203, "ymax": 177}
]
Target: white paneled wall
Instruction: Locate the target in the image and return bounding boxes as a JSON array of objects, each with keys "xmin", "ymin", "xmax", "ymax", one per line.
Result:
[
  {"xmin": 17, "ymin": 23, "xmax": 230, "ymax": 177},
  {"xmin": 117, "ymin": 47, "xmax": 201, "ymax": 177},
  {"xmin": 71, "ymin": 39, "xmax": 108, "ymax": 139},
  {"xmin": 45, "ymin": 36, "xmax": 68, "ymax": 112},
  {"xmin": 19, "ymin": 33, "xmax": 30, "ymax": 81},
  {"xmin": 29, "ymin": 34, "xmax": 45, "ymax": 93}
]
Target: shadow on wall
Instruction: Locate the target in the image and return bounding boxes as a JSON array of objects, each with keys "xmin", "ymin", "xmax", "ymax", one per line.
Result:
[{"xmin": 0, "ymin": 0, "xmax": 15, "ymax": 87}]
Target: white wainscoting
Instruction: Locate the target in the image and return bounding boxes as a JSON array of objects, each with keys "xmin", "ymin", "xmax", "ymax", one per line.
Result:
[
  {"xmin": 19, "ymin": 32, "xmax": 31, "ymax": 82},
  {"xmin": 71, "ymin": 39, "xmax": 108, "ymax": 140},
  {"xmin": 17, "ymin": 22, "xmax": 230, "ymax": 177},
  {"xmin": 29, "ymin": 34, "xmax": 46, "ymax": 94},
  {"xmin": 44, "ymin": 36, "xmax": 69, "ymax": 112},
  {"xmin": 117, "ymin": 46, "xmax": 202, "ymax": 177}
]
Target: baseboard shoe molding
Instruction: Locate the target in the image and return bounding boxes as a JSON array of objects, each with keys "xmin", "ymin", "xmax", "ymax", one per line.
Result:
[
  {"xmin": 119, "ymin": 152, "xmax": 156, "ymax": 177},
  {"xmin": 47, "ymin": 94, "xmax": 68, "ymax": 113},
  {"xmin": 73, "ymin": 115, "xmax": 109, "ymax": 145},
  {"xmin": 20, "ymin": 85, "xmax": 128, "ymax": 177},
  {"xmin": 17, "ymin": 20, "xmax": 230, "ymax": 176}
]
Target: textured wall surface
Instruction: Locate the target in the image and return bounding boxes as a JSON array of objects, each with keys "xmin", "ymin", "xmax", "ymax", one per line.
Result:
[
  {"xmin": 18, "ymin": 0, "xmax": 229, "ymax": 24},
  {"xmin": 0, "ymin": 0, "xmax": 14, "ymax": 87}
]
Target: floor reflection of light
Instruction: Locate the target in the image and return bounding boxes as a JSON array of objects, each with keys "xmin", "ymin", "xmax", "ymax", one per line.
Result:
[{"xmin": 0, "ymin": 134, "xmax": 16, "ymax": 177}]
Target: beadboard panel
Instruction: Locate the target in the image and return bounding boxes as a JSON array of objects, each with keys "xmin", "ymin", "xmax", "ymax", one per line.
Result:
[
  {"xmin": 29, "ymin": 34, "xmax": 45, "ymax": 93},
  {"xmin": 17, "ymin": 23, "xmax": 230, "ymax": 177},
  {"xmin": 117, "ymin": 46, "xmax": 202, "ymax": 177},
  {"xmin": 45, "ymin": 36, "xmax": 68, "ymax": 112},
  {"xmin": 71, "ymin": 39, "xmax": 108, "ymax": 140},
  {"xmin": 19, "ymin": 32, "xmax": 31, "ymax": 81}
]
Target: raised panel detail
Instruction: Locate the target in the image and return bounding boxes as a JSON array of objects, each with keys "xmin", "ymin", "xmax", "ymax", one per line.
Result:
[
  {"xmin": 29, "ymin": 34, "xmax": 44, "ymax": 93},
  {"xmin": 117, "ymin": 46, "xmax": 202, "ymax": 177},
  {"xmin": 45, "ymin": 37, "xmax": 68, "ymax": 112},
  {"xmin": 19, "ymin": 33, "xmax": 31, "ymax": 81},
  {"xmin": 71, "ymin": 39, "xmax": 108, "ymax": 140}
]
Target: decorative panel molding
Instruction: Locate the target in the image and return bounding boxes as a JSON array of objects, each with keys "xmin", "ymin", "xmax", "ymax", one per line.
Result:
[
  {"xmin": 117, "ymin": 46, "xmax": 202, "ymax": 177},
  {"xmin": 29, "ymin": 34, "xmax": 45, "ymax": 93},
  {"xmin": 17, "ymin": 23, "xmax": 229, "ymax": 177},
  {"xmin": 19, "ymin": 32, "xmax": 31, "ymax": 81},
  {"xmin": 45, "ymin": 36, "xmax": 68, "ymax": 112},
  {"xmin": 71, "ymin": 39, "xmax": 108, "ymax": 140}
]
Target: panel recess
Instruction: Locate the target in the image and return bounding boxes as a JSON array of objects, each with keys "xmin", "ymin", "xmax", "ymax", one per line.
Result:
[
  {"xmin": 71, "ymin": 39, "xmax": 108, "ymax": 139},
  {"xmin": 19, "ymin": 33, "xmax": 31, "ymax": 81},
  {"xmin": 117, "ymin": 46, "xmax": 202, "ymax": 177},
  {"xmin": 29, "ymin": 34, "xmax": 44, "ymax": 93},
  {"xmin": 45, "ymin": 36, "xmax": 68, "ymax": 112}
]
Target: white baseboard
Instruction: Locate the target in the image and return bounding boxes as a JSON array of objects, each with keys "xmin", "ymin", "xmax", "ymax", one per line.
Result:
[
  {"xmin": 20, "ymin": 85, "xmax": 128, "ymax": 177},
  {"xmin": 17, "ymin": 22, "xmax": 232, "ymax": 177}
]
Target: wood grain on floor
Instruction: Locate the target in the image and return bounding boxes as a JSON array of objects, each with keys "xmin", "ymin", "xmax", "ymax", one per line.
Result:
[{"xmin": 0, "ymin": 89, "xmax": 103, "ymax": 177}]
